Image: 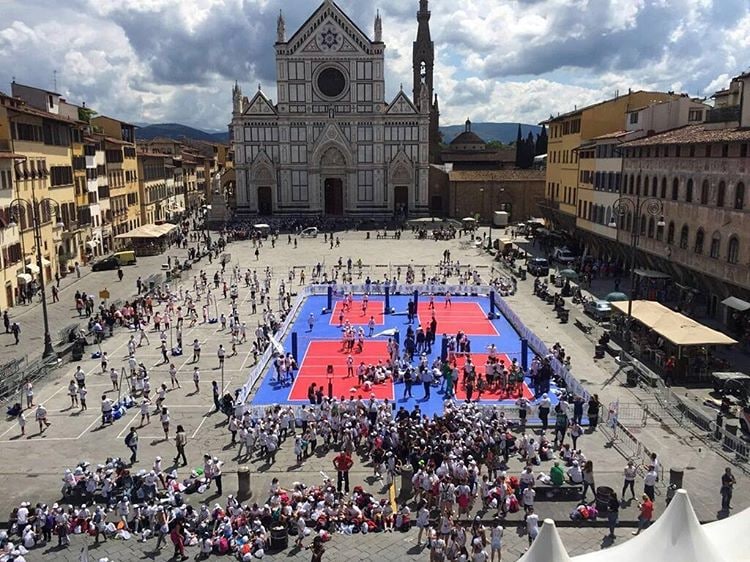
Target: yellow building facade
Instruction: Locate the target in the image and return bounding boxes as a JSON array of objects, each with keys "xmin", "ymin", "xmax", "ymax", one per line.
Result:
[
  {"xmin": 541, "ymin": 91, "xmax": 680, "ymax": 232},
  {"xmin": 91, "ymin": 116, "xmax": 140, "ymax": 240}
]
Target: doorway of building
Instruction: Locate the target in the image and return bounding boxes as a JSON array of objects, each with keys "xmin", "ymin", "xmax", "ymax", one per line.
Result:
[
  {"xmin": 394, "ymin": 185, "xmax": 408, "ymax": 217},
  {"xmin": 324, "ymin": 178, "xmax": 344, "ymax": 215},
  {"xmin": 257, "ymin": 186, "xmax": 272, "ymax": 215},
  {"xmin": 5, "ymin": 284, "xmax": 12, "ymax": 309}
]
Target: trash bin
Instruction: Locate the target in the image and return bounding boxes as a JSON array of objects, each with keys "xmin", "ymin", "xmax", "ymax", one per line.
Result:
[
  {"xmin": 519, "ymin": 269, "xmax": 527, "ymax": 281},
  {"xmin": 558, "ymin": 309, "xmax": 569, "ymax": 323},
  {"xmin": 149, "ymin": 281, "xmax": 155, "ymax": 292},
  {"xmin": 626, "ymin": 368, "xmax": 639, "ymax": 387},
  {"xmin": 166, "ymin": 270, "xmax": 171, "ymax": 282},
  {"xmin": 668, "ymin": 468, "xmax": 684, "ymax": 501},
  {"xmin": 594, "ymin": 344, "xmax": 606, "ymax": 359},
  {"xmin": 399, "ymin": 464, "xmax": 414, "ymax": 502},
  {"xmin": 71, "ymin": 340, "xmax": 84, "ymax": 361},
  {"xmin": 270, "ymin": 524, "xmax": 288, "ymax": 551},
  {"xmin": 549, "ymin": 274, "xmax": 556, "ymax": 285},
  {"xmin": 237, "ymin": 465, "xmax": 252, "ymax": 500},
  {"xmin": 595, "ymin": 486, "xmax": 614, "ymax": 513}
]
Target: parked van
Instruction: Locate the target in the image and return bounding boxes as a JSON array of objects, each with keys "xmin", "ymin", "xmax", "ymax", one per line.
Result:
[{"xmin": 113, "ymin": 250, "xmax": 137, "ymax": 266}]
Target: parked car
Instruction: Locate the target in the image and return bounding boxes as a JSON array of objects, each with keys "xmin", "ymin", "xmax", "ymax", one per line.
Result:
[
  {"xmin": 91, "ymin": 256, "xmax": 119, "ymax": 272},
  {"xmin": 527, "ymin": 257, "xmax": 550, "ymax": 277},
  {"xmin": 712, "ymin": 372, "xmax": 750, "ymax": 397},
  {"xmin": 553, "ymin": 247, "xmax": 577, "ymax": 265},
  {"xmin": 583, "ymin": 299, "xmax": 612, "ymax": 321},
  {"xmin": 112, "ymin": 250, "xmax": 137, "ymax": 265},
  {"xmin": 300, "ymin": 227, "xmax": 318, "ymax": 238}
]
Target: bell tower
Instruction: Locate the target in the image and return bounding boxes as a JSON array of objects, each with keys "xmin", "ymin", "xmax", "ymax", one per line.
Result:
[{"xmin": 413, "ymin": 0, "xmax": 440, "ymax": 163}]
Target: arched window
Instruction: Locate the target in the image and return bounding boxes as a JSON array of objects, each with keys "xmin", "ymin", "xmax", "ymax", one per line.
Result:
[
  {"xmin": 647, "ymin": 216, "xmax": 655, "ymax": 238},
  {"xmin": 736, "ymin": 183, "xmax": 745, "ymax": 210},
  {"xmin": 667, "ymin": 221, "xmax": 675, "ymax": 244},
  {"xmin": 717, "ymin": 181, "xmax": 726, "ymax": 207},
  {"xmin": 686, "ymin": 179, "xmax": 693, "ymax": 203},
  {"xmin": 671, "ymin": 178, "xmax": 679, "ymax": 201},
  {"xmin": 660, "ymin": 177, "xmax": 667, "ymax": 198},
  {"xmin": 651, "ymin": 176, "xmax": 658, "ymax": 197},
  {"xmin": 679, "ymin": 225, "xmax": 689, "ymax": 249},
  {"xmin": 728, "ymin": 236, "xmax": 740, "ymax": 264},
  {"xmin": 694, "ymin": 228, "xmax": 705, "ymax": 254},
  {"xmin": 710, "ymin": 231, "xmax": 721, "ymax": 258},
  {"xmin": 640, "ymin": 214, "xmax": 647, "ymax": 235},
  {"xmin": 701, "ymin": 180, "xmax": 709, "ymax": 204}
]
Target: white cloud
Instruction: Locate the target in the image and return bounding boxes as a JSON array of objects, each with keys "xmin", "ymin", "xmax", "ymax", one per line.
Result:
[{"xmin": 1, "ymin": 0, "xmax": 749, "ymax": 132}]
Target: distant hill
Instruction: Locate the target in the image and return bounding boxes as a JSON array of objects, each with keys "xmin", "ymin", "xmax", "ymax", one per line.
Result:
[
  {"xmin": 440, "ymin": 122, "xmax": 541, "ymax": 144},
  {"xmin": 136, "ymin": 123, "xmax": 229, "ymax": 143}
]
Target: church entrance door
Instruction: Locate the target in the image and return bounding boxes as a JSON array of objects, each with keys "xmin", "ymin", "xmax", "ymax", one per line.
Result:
[
  {"xmin": 257, "ymin": 186, "xmax": 272, "ymax": 215},
  {"xmin": 394, "ymin": 185, "xmax": 409, "ymax": 217},
  {"xmin": 324, "ymin": 178, "xmax": 344, "ymax": 215}
]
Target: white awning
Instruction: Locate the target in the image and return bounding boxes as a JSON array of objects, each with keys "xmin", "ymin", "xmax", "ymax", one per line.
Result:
[
  {"xmin": 25, "ymin": 263, "xmax": 40, "ymax": 274},
  {"xmin": 17, "ymin": 273, "xmax": 32, "ymax": 284},
  {"xmin": 86, "ymin": 240, "xmax": 99, "ymax": 249},
  {"xmin": 27, "ymin": 258, "xmax": 50, "ymax": 268},
  {"xmin": 721, "ymin": 296, "xmax": 750, "ymax": 312}
]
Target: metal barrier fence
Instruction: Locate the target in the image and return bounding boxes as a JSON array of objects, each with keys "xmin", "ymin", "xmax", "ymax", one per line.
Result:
[{"xmin": 0, "ymin": 355, "xmax": 56, "ymax": 408}]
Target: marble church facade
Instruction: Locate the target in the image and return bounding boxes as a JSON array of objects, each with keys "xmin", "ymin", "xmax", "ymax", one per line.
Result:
[{"xmin": 230, "ymin": 0, "xmax": 437, "ymax": 218}]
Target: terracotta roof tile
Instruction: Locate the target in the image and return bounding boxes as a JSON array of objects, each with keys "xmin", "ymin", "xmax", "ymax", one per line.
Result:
[{"xmin": 621, "ymin": 124, "xmax": 750, "ymax": 147}]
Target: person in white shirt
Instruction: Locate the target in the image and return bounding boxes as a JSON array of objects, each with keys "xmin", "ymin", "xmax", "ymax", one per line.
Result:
[
  {"xmin": 415, "ymin": 500, "xmax": 430, "ymax": 546},
  {"xmin": 490, "ymin": 522, "xmax": 503, "ymax": 562},
  {"xmin": 643, "ymin": 465, "xmax": 658, "ymax": 501},
  {"xmin": 622, "ymin": 460, "xmax": 637, "ymax": 500},
  {"xmin": 567, "ymin": 460, "xmax": 583, "ymax": 484},
  {"xmin": 526, "ymin": 507, "xmax": 539, "ymax": 546}
]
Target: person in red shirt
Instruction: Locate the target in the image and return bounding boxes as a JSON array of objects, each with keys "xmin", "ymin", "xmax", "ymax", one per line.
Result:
[
  {"xmin": 170, "ymin": 519, "xmax": 188, "ymax": 560},
  {"xmin": 633, "ymin": 494, "xmax": 654, "ymax": 535},
  {"xmin": 333, "ymin": 451, "xmax": 354, "ymax": 493}
]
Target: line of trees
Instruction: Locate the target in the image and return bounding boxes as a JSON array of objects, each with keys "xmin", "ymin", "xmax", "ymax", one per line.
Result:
[{"xmin": 515, "ymin": 124, "xmax": 547, "ymax": 169}]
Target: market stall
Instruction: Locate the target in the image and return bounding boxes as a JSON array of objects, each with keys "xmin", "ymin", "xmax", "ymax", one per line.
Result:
[
  {"xmin": 611, "ymin": 300, "xmax": 737, "ymax": 379},
  {"xmin": 114, "ymin": 223, "xmax": 178, "ymax": 256}
]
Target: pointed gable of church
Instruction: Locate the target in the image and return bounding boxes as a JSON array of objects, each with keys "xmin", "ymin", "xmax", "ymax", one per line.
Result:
[
  {"xmin": 243, "ymin": 90, "xmax": 277, "ymax": 116},
  {"xmin": 284, "ymin": 0, "xmax": 374, "ymax": 56},
  {"xmin": 386, "ymin": 90, "xmax": 418, "ymax": 115}
]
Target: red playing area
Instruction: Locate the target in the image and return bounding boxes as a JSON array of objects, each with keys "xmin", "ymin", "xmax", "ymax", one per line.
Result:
[
  {"xmin": 288, "ymin": 340, "xmax": 394, "ymax": 401},
  {"xmin": 416, "ymin": 301, "xmax": 498, "ymax": 336},
  {"xmin": 449, "ymin": 352, "xmax": 533, "ymax": 401},
  {"xmin": 329, "ymin": 299, "xmax": 385, "ymax": 326}
]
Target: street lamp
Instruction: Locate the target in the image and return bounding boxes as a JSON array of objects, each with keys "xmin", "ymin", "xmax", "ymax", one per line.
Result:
[
  {"xmin": 8, "ymin": 191, "xmax": 64, "ymax": 359},
  {"xmin": 608, "ymin": 192, "xmax": 665, "ymax": 335}
]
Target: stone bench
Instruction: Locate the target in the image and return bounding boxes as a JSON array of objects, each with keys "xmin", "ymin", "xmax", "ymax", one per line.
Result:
[{"xmin": 534, "ymin": 483, "xmax": 583, "ymax": 501}]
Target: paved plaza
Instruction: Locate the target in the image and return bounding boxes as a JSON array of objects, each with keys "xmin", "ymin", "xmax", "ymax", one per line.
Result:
[{"xmin": 0, "ymin": 228, "xmax": 747, "ymax": 561}]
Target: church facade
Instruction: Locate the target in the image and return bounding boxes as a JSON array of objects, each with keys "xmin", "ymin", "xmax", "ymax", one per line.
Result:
[{"xmin": 230, "ymin": 0, "xmax": 439, "ymax": 218}]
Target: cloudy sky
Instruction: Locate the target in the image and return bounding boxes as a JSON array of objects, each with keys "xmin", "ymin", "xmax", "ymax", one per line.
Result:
[{"xmin": 1, "ymin": 0, "xmax": 749, "ymax": 132}]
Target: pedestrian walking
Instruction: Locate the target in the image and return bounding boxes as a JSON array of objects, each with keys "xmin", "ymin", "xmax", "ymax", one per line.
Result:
[
  {"xmin": 632, "ymin": 494, "xmax": 653, "ymax": 535},
  {"xmin": 607, "ymin": 492, "xmax": 620, "ymax": 537},
  {"xmin": 721, "ymin": 467, "xmax": 736, "ymax": 512},
  {"xmin": 192, "ymin": 339, "xmax": 201, "ymax": 362},
  {"xmin": 160, "ymin": 407, "xmax": 170, "ymax": 440},
  {"xmin": 622, "ymin": 460, "xmax": 637, "ymax": 500},
  {"xmin": 24, "ymin": 381, "xmax": 33, "ymax": 408},
  {"xmin": 217, "ymin": 344, "xmax": 225, "ymax": 369},
  {"xmin": 193, "ymin": 367, "xmax": 200, "ymax": 393},
  {"xmin": 125, "ymin": 427, "xmax": 138, "ymax": 464},
  {"xmin": 333, "ymin": 450, "xmax": 353, "ymax": 493},
  {"xmin": 68, "ymin": 380, "xmax": 78, "ymax": 408},
  {"xmin": 581, "ymin": 460, "xmax": 595, "ymax": 501},
  {"xmin": 17, "ymin": 410, "xmax": 25, "ymax": 436},
  {"xmin": 139, "ymin": 398, "xmax": 151, "ymax": 425},
  {"xmin": 169, "ymin": 363, "xmax": 180, "ymax": 389},
  {"xmin": 174, "ymin": 424, "xmax": 188, "ymax": 466},
  {"xmin": 11, "ymin": 322, "xmax": 20, "ymax": 344},
  {"xmin": 643, "ymin": 465, "xmax": 658, "ymax": 501},
  {"xmin": 35, "ymin": 404, "xmax": 51, "ymax": 432}
]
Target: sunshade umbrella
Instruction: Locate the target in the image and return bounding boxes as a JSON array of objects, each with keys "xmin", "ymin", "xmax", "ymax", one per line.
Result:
[
  {"xmin": 558, "ymin": 269, "xmax": 578, "ymax": 280},
  {"xmin": 604, "ymin": 292, "xmax": 629, "ymax": 302}
]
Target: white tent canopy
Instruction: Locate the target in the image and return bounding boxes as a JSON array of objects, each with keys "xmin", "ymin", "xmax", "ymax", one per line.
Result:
[
  {"xmin": 573, "ymin": 490, "xmax": 730, "ymax": 562},
  {"xmin": 703, "ymin": 506, "xmax": 750, "ymax": 561},
  {"xmin": 518, "ymin": 519, "xmax": 572, "ymax": 562}
]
